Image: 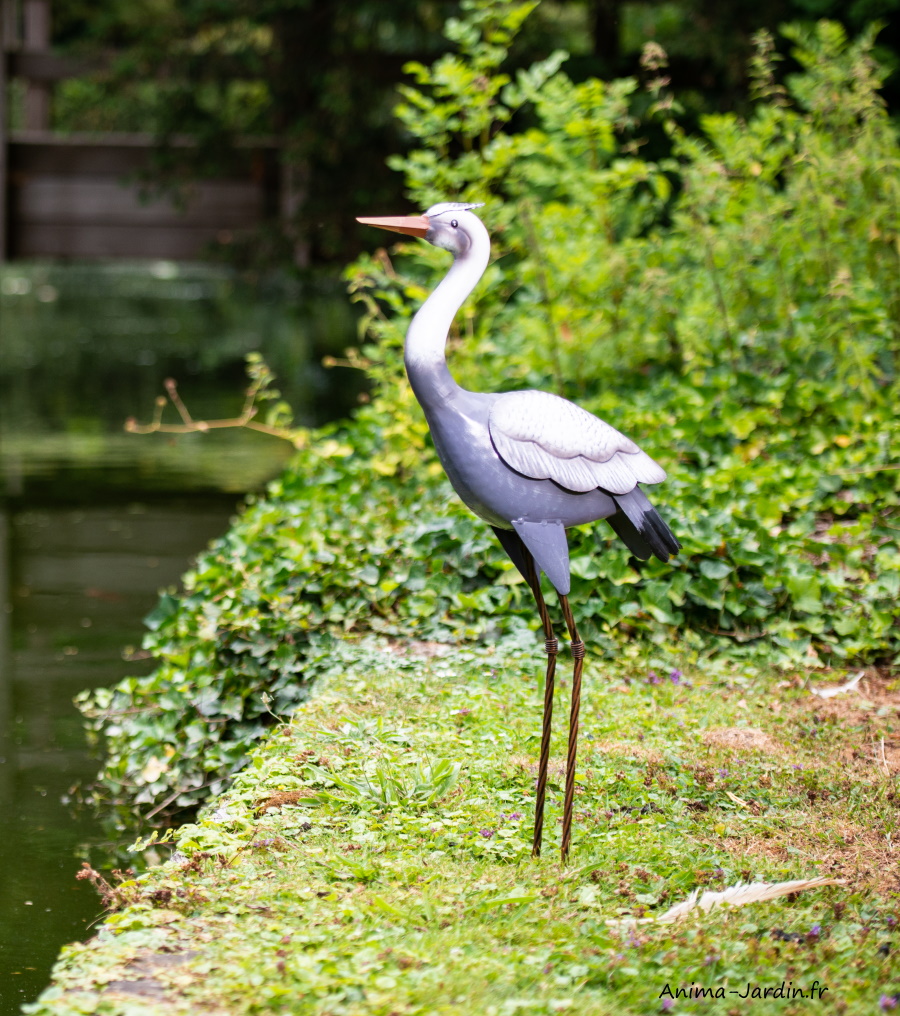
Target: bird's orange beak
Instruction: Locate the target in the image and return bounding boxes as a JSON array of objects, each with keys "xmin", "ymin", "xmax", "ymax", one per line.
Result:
[{"xmin": 356, "ymin": 215, "xmax": 430, "ymax": 238}]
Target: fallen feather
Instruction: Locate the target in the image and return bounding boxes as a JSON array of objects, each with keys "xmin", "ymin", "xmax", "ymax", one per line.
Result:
[
  {"xmin": 725, "ymin": 790, "xmax": 752, "ymax": 809},
  {"xmin": 607, "ymin": 876, "xmax": 845, "ymax": 927},
  {"xmin": 810, "ymin": 670, "xmax": 864, "ymax": 699}
]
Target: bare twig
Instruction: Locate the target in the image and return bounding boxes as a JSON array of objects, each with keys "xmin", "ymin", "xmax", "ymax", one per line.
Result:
[
  {"xmin": 697, "ymin": 625, "xmax": 768, "ymax": 642},
  {"xmin": 165, "ymin": 377, "xmax": 193, "ymax": 425},
  {"xmin": 143, "ymin": 775, "xmax": 230, "ymax": 821},
  {"xmin": 224, "ymin": 822, "xmax": 262, "ymax": 868},
  {"xmin": 833, "ymin": 463, "xmax": 900, "ymax": 476},
  {"xmin": 125, "ymin": 376, "xmax": 306, "ymax": 449}
]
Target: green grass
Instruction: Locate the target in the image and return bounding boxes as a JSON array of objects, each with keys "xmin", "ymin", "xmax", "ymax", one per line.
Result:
[{"xmin": 29, "ymin": 637, "xmax": 899, "ymax": 1014}]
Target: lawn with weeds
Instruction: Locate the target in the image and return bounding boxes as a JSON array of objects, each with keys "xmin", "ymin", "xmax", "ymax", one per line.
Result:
[{"xmin": 30, "ymin": 639, "xmax": 899, "ymax": 1015}]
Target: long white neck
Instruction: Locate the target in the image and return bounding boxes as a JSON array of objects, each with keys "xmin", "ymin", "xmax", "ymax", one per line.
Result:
[{"xmin": 404, "ymin": 215, "xmax": 491, "ymax": 406}]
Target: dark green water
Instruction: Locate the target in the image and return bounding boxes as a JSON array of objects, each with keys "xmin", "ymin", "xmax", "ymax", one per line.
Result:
[
  {"xmin": 0, "ymin": 262, "xmax": 358, "ymax": 1014},
  {"xmin": 0, "ymin": 499, "xmax": 237, "ymax": 1014}
]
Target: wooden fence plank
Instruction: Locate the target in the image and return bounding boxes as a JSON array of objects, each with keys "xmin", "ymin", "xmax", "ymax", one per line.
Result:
[
  {"xmin": 14, "ymin": 177, "xmax": 264, "ymax": 227},
  {"xmin": 7, "ymin": 50, "xmax": 96, "ymax": 82},
  {"xmin": 22, "ymin": 0, "xmax": 51, "ymax": 130},
  {"xmin": 14, "ymin": 222, "xmax": 250, "ymax": 259},
  {"xmin": 5, "ymin": 134, "xmax": 280, "ymax": 260},
  {"xmin": 10, "ymin": 131, "xmax": 276, "ymax": 174},
  {"xmin": 0, "ymin": 0, "xmax": 10, "ymax": 259}
]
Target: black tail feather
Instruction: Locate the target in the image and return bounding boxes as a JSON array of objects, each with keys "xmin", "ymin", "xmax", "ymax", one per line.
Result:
[
  {"xmin": 610, "ymin": 487, "xmax": 681, "ymax": 563},
  {"xmin": 606, "ymin": 512, "xmax": 654, "ymax": 560}
]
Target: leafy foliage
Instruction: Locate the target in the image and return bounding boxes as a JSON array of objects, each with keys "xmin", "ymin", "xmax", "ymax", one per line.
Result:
[
  {"xmin": 346, "ymin": 3, "xmax": 900, "ymax": 660},
  {"xmin": 81, "ymin": 2, "xmax": 900, "ymax": 819}
]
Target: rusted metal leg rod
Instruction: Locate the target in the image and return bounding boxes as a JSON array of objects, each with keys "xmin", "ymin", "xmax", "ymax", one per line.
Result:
[
  {"xmin": 525, "ymin": 557, "xmax": 558, "ymax": 858},
  {"xmin": 559, "ymin": 594, "xmax": 585, "ymax": 863}
]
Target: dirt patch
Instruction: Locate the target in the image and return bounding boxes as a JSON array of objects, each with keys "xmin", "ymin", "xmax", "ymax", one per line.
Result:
[
  {"xmin": 255, "ymin": 788, "xmax": 318, "ymax": 813},
  {"xmin": 796, "ymin": 669, "xmax": 900, "ymax": 778},
  {"xmin": 836, "ymin": 739, "xmax": 900, "ymax": 776},
  {"xmin": 803, "ymin": 669, "xmax": 900, "ymax": 726},
  {"xmin": 382, "ymin": 639, "xmax": 453, "ymax": 659},
  {"xmin": 589, "ymin": 741, "xmax": 665, "ymax": 765},
  {"xmin": 105, "ymin": 978, "xmax": 169, "ymax": 999},
  {"xmin": 701, "ymin": 727, "xmax": 782, "ymax": 754},
  {"xmin": 102, "ymin": 951, "xmax": 199, "ymax": 1000},
  {"xmin": 737, "ymin": 821, "xmax": 900, "ymax": 895}
]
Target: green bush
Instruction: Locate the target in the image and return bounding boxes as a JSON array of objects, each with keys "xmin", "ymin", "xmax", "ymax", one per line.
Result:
[
  {"xmin": 80, "ymin": 1, "xmax": 900, "ymax": 820},
  {"xmin": 347, "ymin": 2, "xmax": 900, "ymax": 657}
]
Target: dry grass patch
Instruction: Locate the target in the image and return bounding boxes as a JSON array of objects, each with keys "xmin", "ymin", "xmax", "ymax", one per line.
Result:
[
  {"xmin": 588, "ymin": 740, "xmax": 666, "ymax": 767},
  {"xmin": 701, "ymin": 726, "xmax": 783, "ymax": 754},
  {"xmin": 739, "ymin": 817, "xmax": 900, "ymax": 895},
  {"xmin": 254, "ymin": 788, "xmax": 318, "ymax": 814},
  {"xmin": 381, "ymin": 638, "xmax": 453, "ymax": 659},
  {"xmin": 803, "ymin": 667, "xmax": 900, "ymax": 721}
]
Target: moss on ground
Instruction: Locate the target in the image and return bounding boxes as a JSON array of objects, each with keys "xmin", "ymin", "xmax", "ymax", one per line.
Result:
[{"xmin": 27, "ymin": 639, "xmax": 900, "ymax": 1015}]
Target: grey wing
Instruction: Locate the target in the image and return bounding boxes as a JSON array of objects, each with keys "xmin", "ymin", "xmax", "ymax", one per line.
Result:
[{"xmin": 489, "ymin": 389, "xmax": 666, "ymax": 495}]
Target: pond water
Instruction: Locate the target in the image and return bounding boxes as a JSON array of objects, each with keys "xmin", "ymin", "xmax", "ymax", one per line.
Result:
[{"xmin": 0, "ymin": 262, "xmax": 359, "ymax": 1014}]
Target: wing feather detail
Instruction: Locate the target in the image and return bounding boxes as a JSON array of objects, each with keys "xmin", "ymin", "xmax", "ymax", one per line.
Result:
[{"xmin": 489, "ymin": 389, "xmax": 666, "ymax": 495}]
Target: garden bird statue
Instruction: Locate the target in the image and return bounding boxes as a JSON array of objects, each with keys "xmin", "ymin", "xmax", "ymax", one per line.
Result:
[{"xmin": 357, "ymin": 202, "xmax": 680, "ymax": 862}]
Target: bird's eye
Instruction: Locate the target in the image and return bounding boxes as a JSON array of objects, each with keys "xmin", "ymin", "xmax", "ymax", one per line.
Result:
[{"xmin": 450, "ymin": 219, "xmax": 458, "ymax": 228}]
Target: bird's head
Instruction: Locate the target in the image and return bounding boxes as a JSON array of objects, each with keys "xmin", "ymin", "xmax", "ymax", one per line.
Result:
[{"xmin": 357, "ymin": 202, "xmax": 485, "ymax": 258}]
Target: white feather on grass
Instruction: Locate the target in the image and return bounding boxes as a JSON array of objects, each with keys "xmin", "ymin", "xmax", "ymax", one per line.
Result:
[
  {"xmin": 607, "ymin": 876, "xmax": 845, "ymax": 927},
  {"xmin": 810, "ymin": 670, "xmax": 864, "ymax": 698}
]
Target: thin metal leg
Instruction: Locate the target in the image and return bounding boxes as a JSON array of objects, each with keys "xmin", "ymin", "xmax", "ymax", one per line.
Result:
[
  {"xmin": 559, "ymin": 594, "xmax": 585, "ymax": 863},
  {"xmin": 525, "ymin": 557, "xmax": 558, "ymax": 858}
]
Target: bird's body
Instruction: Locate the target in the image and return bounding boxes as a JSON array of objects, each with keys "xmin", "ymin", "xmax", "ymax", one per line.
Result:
[
  {"xmin": 424, "ymin": 386, "xmax": 619, "ymax": 527},
  {"xmin": 358, "ymin": 201, "xmax": 680, "ymax": 860}
]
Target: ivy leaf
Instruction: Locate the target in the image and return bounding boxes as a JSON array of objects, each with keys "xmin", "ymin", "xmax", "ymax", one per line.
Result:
[{"xmin": 143, "ymin": 593, "xmax": 180, "ymax": 632}]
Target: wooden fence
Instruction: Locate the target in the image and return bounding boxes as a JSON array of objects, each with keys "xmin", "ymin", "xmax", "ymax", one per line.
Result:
[{"xmin": 0, "ymin": 0, "xmax": 285, "ymax": 262}]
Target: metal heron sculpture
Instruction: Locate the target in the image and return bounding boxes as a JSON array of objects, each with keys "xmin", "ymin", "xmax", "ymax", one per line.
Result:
[{"xmin": 358, "ymin": 201, "xmax": 680, "ymax": 862}]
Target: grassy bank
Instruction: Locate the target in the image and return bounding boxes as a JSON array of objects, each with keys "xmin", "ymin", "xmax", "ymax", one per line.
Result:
[{"xmin": 30, "ymin": 637, "xmax": 899, "ymax": 1015}]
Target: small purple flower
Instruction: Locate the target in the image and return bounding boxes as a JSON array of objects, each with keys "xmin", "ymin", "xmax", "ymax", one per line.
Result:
[
  {"xmin": 648, "ymin": 671, "xmax": 660, "ymax": 685},
  {"xmin": 808, "ymin": 923, "xmax": 821, "ymax": 940},
  {"xmin": 661, "ymin": 1000, "xmax": 675, "ymax": 1012},
  {"xmin": 879, "ymin": 995, "xmax": 898, "ymax": 1011},
  {"xmin": 479, "ymin": 828, "xmax": 494, "ymax": 839},
  {"xmin": 670, "ymin": 669, "xmax": 682, "ymax": 684},
  {"xmin": 793, "ymin": 763, "xmax": 804, "ymax": 770},
  {"xmin": 887, "ymin": 915, "xmax": 898, "ymax": 929},
  {"xmin": 499, "ymin": 812, "xmax": 508, "ymax": 822},
  {"xmin": 508, "ymin": 812, "xmax": 522, "ymax": 821},
  {"xmin": 718, "ymin": 768, "xmax": 729, "ymax": 778}
]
